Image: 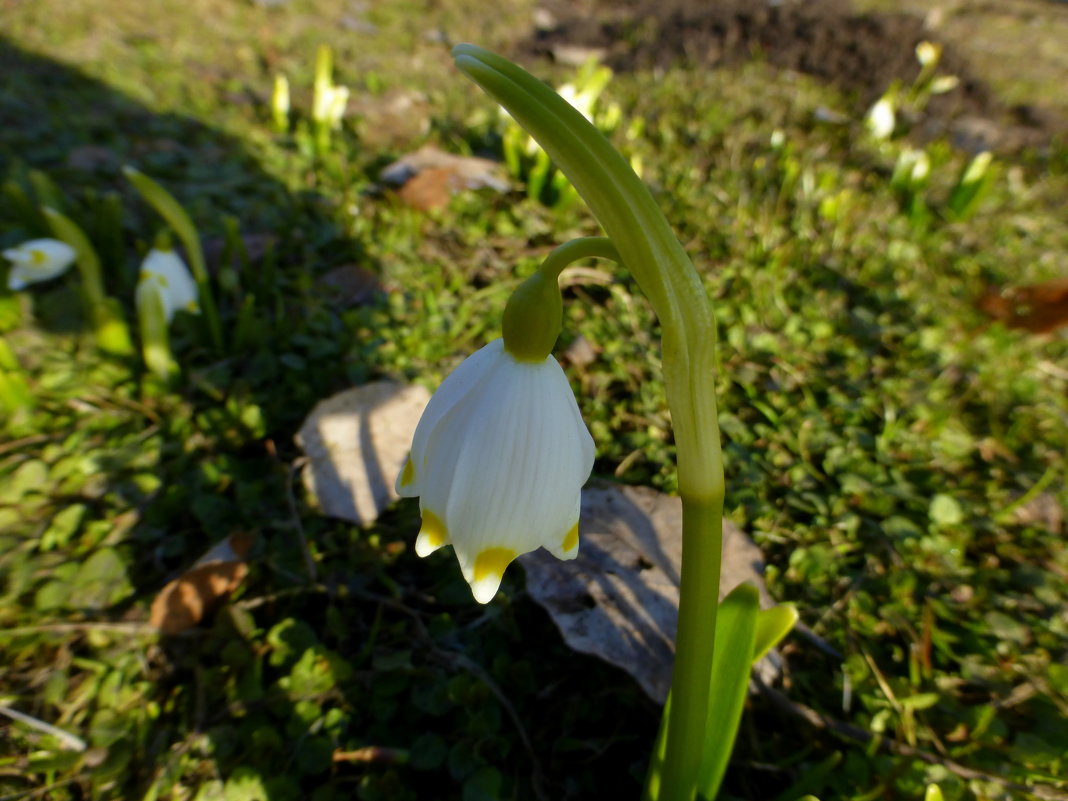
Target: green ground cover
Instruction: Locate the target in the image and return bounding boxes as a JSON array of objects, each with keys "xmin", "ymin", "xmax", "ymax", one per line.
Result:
[{"xmin": 2, "ymin": 1, "xmax": 1067, "ymax": 799}]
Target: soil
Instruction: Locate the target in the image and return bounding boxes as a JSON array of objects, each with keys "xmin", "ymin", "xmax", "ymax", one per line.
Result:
[{"xmin": 520, "ymin": 0, "xmax": 1066, "ymax": 154}]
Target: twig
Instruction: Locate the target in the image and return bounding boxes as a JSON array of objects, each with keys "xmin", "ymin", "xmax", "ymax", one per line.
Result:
[
  {"xmin": 756, "ymin": 679, "xmax": 1068, "ymax": 801},
  {"xmin": 281, "ymin": 450, "xmax": 317, "ymax": 582},
  {"xmin": 234, "ymin": 584, "xmax": 330, "ymax": 611},
  {"xmin": 0, "ymin": 705, "xmax": 86, "ymax": 752},
  {"xmin": 0, "ymin": 622, "xmax": 157, "ymax": 638},
  {"xmin": 333, "ymin": 746, "xmax": 408, "ymax": 764}
]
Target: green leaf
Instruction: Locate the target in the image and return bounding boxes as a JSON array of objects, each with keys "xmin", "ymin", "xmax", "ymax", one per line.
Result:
[
  {"xmin": 68, "ymin": 548, "xmax": 133, "ymax": 610},
  {"xmin": 900, "ymin": 692, "xmax": 940, "ymax": 711},
  {"xmin": 752, "ymin": 603, "xmax": 799, "ymax": 665},
  {"xmin": 696, "ymin": 582, "xmax": 759, "ymax": 800},
  {"xmin": 123, "ymin": 165, "xmax": 222, "ymax": 350},
  {"xmin": 224, "ymin": 767, "xmax": 269, "ymax": 801},
  {"xmin": 945, "ymin": 152, "xmax": 994, "ymax": 221},
  {"xmin": 42, "ymin": 206, "xmax": 134, "ymax": 356},
  {"xmin": 928, "ymin": 494, "xmax": 963, "ymax": 527},
  {"xmin": 410, "ymin": 733, "xmax": 448, "ymax": 771},
  {"xmin": 40, "ymin": 503, "xmax": 87, "ymax": 551},
  {"xmin": 924, "ymin": 785, "xmax": 945, "ymax": 801},
  {"xmin": 462, "ymin": 766, "xmax": 503, "ymax": 801},
  {"xmin": 770, "ymin": 752, "xmax": 842, "ymax": 801},
  {"xmin": 89, "ymin": 708, "xmax": 127, "ymax": 747}
]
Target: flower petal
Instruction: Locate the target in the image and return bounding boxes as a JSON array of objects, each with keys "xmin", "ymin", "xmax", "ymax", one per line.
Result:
[
  {"xmin": 3, "ymin": 239, "xmax": 76, "ymax": 289},
  {"xmin": 445, "ymin": 353, "xmax": 592, "ymax": 572},
  {"xmin": 138, "ymin": 249, "xmax": 199, "ymax": 323},
  {"xmin": 401, "ymin": 339, "xmax": 595, "ymax": 604},
  {"xmin": 469, "ymin": 546, "xmax": 516, "ymax": 604}
]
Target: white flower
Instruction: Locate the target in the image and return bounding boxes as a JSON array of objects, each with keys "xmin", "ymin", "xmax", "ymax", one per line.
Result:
[
  {"xmin": 135, "ymin": 248, "xmax": 199, "ymax": 323},
  {"xmin": 3, "ymin": 238, "xmax": 76, "ymax": 290},
  {"xmin": 397, "ymin": 338, "xmax": 595, "ymax": 603},
  {"xmin": 865, "ymin": 96, "xmax": 896, "ymax": 141},
  {"xmin": 915, "ymin": 41, "xmax": 941, "ymax": 69},
  {"xmin": 313, "ymin": 84, "xmax": 350, "ymax": 130}
]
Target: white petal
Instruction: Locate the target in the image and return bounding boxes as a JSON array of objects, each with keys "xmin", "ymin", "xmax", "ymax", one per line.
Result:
[
  {"xmin": 444, "ymin": 353, "xmax": 593, "ymax": 576},
  {"xmin": 139, "ymin": 249, "xmax": 199, "ymax": 322},
  {"xmin": 469, "ymin": 561, "xmax": 507, "ymax": 604},
  {"xmin": 401, "ymin": 342, "xmax": 595, "ymax": 604},
  {"xmin": 544, "ymin": 498, "xmax": 582, "ymax": 560},
  {"xmin": 414, "ymin": 529, "xmax": 446, "ymax": 557},
  {"xmin": 398, "ymin": 340, "xmax": 506, "ymax": 497},
  {"xmin": 3, "ymin": 239, "xmax": 76, "ymax": 288}
]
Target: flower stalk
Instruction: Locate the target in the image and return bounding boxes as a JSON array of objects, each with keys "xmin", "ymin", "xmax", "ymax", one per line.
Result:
[
  {"xmin": 42, "ymin": 207, "xmax": 135, "ymax": 357},
  {"xmin": 123, "ymin": 166, "xmax": 223, "ymax": 351},
  {"xmin": 454, "ymin": 45, "xmax": 725, "ymax": 800}
]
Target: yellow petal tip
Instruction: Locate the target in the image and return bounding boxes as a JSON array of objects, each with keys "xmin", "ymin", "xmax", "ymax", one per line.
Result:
[
  {"xmin": 415, "ymin": 509, "xmax": 448, "ymax": 557},
  {"xmin": 470, "ymin": 547, "xmax": 516, "ymax": 603},
  {"xmin": 399, "ymin": 457, "xmax": 415, "ymax": 489},
  {"xmin": 561, "ymin": 522, "xmax": 579, "ymax": 554}
]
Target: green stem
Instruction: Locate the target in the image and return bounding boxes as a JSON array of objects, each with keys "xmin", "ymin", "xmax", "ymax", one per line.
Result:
[
  {"xmin": 137, "ymin": 285, "xmax": 179, "ymax": 383},
  {"xmin": 503, "ymin": 237, "xmax": 620, "ymax": 360},
  {"xmin": 455, "ymin": 45, "xmax": 725, "ymax": 801},
  {"xmin": 537, "ymin": 236, "xmax": 619, "ymax": 280},
  {"xmin": 42, "ymin": 207, "xmax": 135, "ymax": 358},
  {"xmin": 123, "ymin": 166, "xmax": 224, "ymax": 352}
]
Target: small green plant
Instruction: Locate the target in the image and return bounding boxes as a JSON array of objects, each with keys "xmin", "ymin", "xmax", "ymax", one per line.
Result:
[{"xmin": 499, "ymin": 56, "xmax": 626, "ymax": 207}]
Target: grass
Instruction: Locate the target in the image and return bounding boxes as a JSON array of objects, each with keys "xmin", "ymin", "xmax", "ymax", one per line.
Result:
[{"xmin": 2, "ymin": 1, "xmax": 1068, "ymax": 800}]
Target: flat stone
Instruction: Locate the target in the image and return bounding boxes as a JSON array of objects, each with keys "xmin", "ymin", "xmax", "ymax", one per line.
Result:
[
  {"xmin": 521, "ymin": 480, "xmax": 779, "ymax": 703},
  {"xmin": 296, "ymin": 382, "xmax": 430, "ymax": 525}
]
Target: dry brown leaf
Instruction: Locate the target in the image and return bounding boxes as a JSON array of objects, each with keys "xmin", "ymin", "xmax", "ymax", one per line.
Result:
[
  {"xmin": 977, "ymin": 277, "xmax": 1068, "ymax": 333},
  {"xmin": 149, "ymin": 532, "xmax": 255, "ymax": 635},
  {"xmin": 521, "ymin": 481, "xmax": 779, "ymax": 703},
  {"xmin": 296, "ymin": 381, "xmax": 430, "ymax": 525},
  {"xmin": 380, "ymin": 145, "xmax": 509, "ymax": 210}
]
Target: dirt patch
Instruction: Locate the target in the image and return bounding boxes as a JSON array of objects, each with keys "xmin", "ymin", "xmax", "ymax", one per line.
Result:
[{"xmin": 522, "ymin": 0, "xmax": 1063, "ymax": 153}]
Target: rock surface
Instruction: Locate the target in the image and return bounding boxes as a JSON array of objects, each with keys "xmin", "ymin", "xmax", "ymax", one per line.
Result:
[
  {"xmin": 521, "ymin": 481, "xmax": 779, "ymax": 703},
  {"xmin": 296, "ymin": 381, "xmax": 430, "ymax": 525}
]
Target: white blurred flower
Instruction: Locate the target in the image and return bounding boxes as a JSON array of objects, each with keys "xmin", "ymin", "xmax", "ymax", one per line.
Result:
[
  {"xmin": 866, "ymin": 96, "xmax": 896, "ymax": 140},
  {"xmin": 895, "ymin": 148, "xmax": 931, "ymax": 184},
  {"xmin": 135, "ymin": 248, "xmax": 199, "ymax": 323},
  {"xmin": 929, "ymin": 75, "xmax": 960, "ymax": 95},
  {"xmin": 397, "ymin": 338, "xmax": 595, "ymax": 603},
  {"xmin": 314, "ymin": 84, "xmax": 350, "ymax": 130},
  {"xmin": 3, "ymin": 238, "xmax": 76, "ymax": 290},
  {"xmin": 915, "ymin": 41, "xmax": 941, "ymax": 69},
  {"xmin": 272, "ymin": 73, "xmax": 291, "ymax": 130}
]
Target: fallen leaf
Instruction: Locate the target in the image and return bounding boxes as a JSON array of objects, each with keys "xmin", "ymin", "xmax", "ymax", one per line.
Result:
[
  {"xmin": 520, "ymin": 481, "xmax": 780, "ymax": 703},
  {"xmin": 977, "ymin": 277, "xmax": 1068, "ymax": 333},
  {"xmin": 296, "ymin": 381, "xmax": 430, "ymax": 525},
  {"xmin": 149, "ymin": 532, "xmax": 255, "ymax": 635},
  {"xmin": 380, "ymin": 145, "xmax": 509, "ymax": 210}
]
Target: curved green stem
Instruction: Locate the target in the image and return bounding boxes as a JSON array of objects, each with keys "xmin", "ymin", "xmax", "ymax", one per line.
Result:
[
  {"xmin": 504, "ymin": 237, "xmax": 620, "ymax": 360},
  {"xmin": 455, "ymin": 45, "xmax": 725, "ymax": 801},
  {"xmin": 537, "ymin": 236, "xmax": 620, "ymax": 281}
]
